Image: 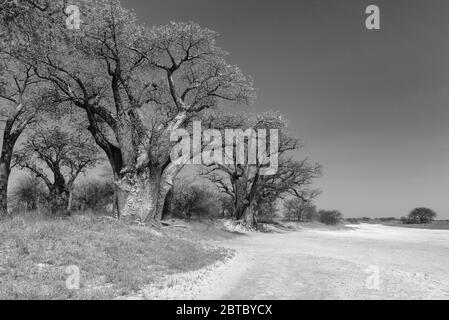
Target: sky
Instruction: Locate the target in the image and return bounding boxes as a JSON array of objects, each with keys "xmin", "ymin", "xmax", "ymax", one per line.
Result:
[{"xmin": 118, "ymin": 0, "xmax": 449, "ymax": 219}]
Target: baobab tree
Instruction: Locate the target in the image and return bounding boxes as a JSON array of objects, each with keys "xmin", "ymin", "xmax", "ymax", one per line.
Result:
[
  {"xmin": 13, "ymin": 125, "xmax": 99, "ymax": 214},
  {"xmin": 202, "ymin": 111, "xmax": 321, "ymax": 229},
  {"xmin": 2, "ymin": 0, "xmax": 255, "ymax": 222}
]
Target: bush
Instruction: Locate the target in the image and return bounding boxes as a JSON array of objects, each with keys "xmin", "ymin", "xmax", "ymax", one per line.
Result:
[
  {"xmin": 257, "ymin": 200, "xmax": 279, "ymax": 222},
  {"xmin": 403, "ymin": 208, "xmax": 437, "ymax": 224},
  {"xmin": 73, "ymin": 180, "xmax": 114, "ymax": 211},
  {"xmin": 400, "ymin": 216, "xmax": 411, "ymax": 224},
  {"xmin": 167, "ymin": 181, "xmax": 222, "ymax": 219},
  {"xmin": 189, "ymin": 185, "xmax": 221, "ymax": 218},
  {"xmin": 284, "ymin": 198, "xmax": 317, "ymax": 222},
  {"xmin": 379, "ymin": 217, "xmax": 396, "ymax": 222},
  {"xmin": 319, "ymin": 210, "xmax": 343, "ymax": 225},
  {"xmin": 346, "ymin": 218, "xmax": 360, "ymax": 224},
  {"xmin": 219, "ymin": 195, "xmax": 234, "ymax": 218},
  {"xmin": 11, "ymin": 176, "xmax": 48, "ymax": 213},
  {"xmin": 302, "ymin": 205, "xmax": 319, "ymax": 222}
]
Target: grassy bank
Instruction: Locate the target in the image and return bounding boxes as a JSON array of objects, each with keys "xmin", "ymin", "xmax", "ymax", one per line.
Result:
[{"xmin": 0, "ymin": 213, "xmax": 236, "ymax": 300}]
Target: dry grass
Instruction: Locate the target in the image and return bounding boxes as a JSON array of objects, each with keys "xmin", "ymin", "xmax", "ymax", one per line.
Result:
[{"xmin": 0, "ymin": 212, "xmax": 235, "ymax": 300}]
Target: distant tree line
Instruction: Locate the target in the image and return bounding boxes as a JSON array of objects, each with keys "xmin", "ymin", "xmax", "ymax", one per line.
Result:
[
  {"xmin": 345, "ymin": 208, "xmax": 437, "ymax": 225},
  {"xmin": 284, "ymin": 197, "xmax": 344, "ymax": 226}
]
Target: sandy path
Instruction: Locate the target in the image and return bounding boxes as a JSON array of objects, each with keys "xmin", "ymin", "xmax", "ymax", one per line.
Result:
[{"xmin": 204, "ymin": 224, "xmax": 449, "ymax": 300}]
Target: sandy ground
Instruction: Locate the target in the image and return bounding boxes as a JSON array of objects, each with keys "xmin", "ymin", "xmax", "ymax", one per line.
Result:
[
  {"xmin": 195, "ymin": 224, "xmax": 449, "ymax": 300},
  {"xmin": 127, "ymin": 223, "xmax": 449, "ymax": 300}
]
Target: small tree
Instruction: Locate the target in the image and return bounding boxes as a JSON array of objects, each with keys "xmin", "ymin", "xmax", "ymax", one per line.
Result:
[
  {"xmin": 284, "ymin": 198, "xmax": 303, "ymax": 221},
  {"xmin": 14, "ymin": 126, "xmax": 99, "ymax": 214},
  {"xmin": 302, "ymin": 205, "xmax": 318, "ymax": 222},
  {"xmin": 319, "ymin": 210, "xmax": 343, "ymax": 225},
  {"xmin": 406, "ymin": 208, "xmax": 437, "ymax": 224},
  {"xmin": 284, "ymin": 198, "xmax": 317, "ymax": 222}
]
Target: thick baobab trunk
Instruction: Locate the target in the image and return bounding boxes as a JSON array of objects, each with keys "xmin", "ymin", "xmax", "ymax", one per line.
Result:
[
  {"xmin": 231, "ymin": 171, "xmax": 260, "ymax": 229},
  {"xmin": 233, "ymin": 177, "xmax": 249, "ymax": 220},
  {"xmin": 86, "ymin": 97, "xmax": 187, "ymax": 222},
  {"xmin": 115, "ymin": 167, "xmax": 174, "ymax": 223}
]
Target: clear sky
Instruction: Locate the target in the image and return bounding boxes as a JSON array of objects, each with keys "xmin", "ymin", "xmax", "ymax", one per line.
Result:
[{"xmin": 119, "ymin": 0, "xmax": 449, "ymax": 218}]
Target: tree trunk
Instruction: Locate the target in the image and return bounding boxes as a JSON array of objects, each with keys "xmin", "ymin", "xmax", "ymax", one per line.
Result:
[
  {"xmin": 48, "ymin": 184, "xmax": 69, "ymax": 215},
  {"xmin": 161, "ymin": 187, "xmax": 174, "ymax": 220},
  {"xmin": 0, "ymin": 158, "xmax": 10, "ymax": 216},
  {"xmin": 114, "ymin": 167, "xmax": 174, "ymax": 223},
  {"xmin": 242, "ymin": 202, "xmax": 257, "ymax": 230},
  {"xmin": 0, "ymin": 137, "xmax": 14, "ymax": 217},
  {"xmin": 234, "ymin": 200, "xmax": 248, "ymax": 220},
  {"xmin": 233, "ymin": 177, "xmax": 249, "ymax": 220},
  {"xmin": 0, "ymin": 104, "xmax": 32, "ymax": 217},
  {"xmin": 66, "ymin": 190, "xmax": 73, "ymax": 214}
]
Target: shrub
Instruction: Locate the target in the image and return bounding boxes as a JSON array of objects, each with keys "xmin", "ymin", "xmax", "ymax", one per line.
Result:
[
  {"xmin": 189, "ymin": 185, "xmax": 221, "ymax": 218},
  {"xmin": 73, "ymin": 180, "xmax": 114, "ymax": 211},
  {"xmin": 404, "ymin": 208, "xmax": 437, "ymax": 224},
  {"xmin": 284, "ymin": 198, "xmax": 301, "ymax": 221},
  {"xmin": 257, "ymin": 200, "xmax": 279, "ymax": 222},
  {"xmin": 218, "ymin": 195, "xmax": 234, "ymax": 218},
  {"xmin": 11, "ymin": 176, "xmax": 48, "ymax": 213},
  {"xmin": 284, "ymin": 198, "xmax": 317, "ymax": 222},
  {"xmin": 319, "ymin": 210, "xmax": 343, "ymax": 225},
  {"xmin": 379, "ymin": 217, "xmax": 396, "ymax": 222},
  {"xmin": 167, "ymin": 181, "xmax": 221, "ymax": 219},
  {"xmin": 302, "ymin": 205, "xmax": 319, "ymax": 222},
  {"xmin": 346, "ymin": 218, "xmax": 360, "ymax": 224},
  {"xmin": 400, "ymin": 216, "xmax": 411, "ymax": 224}
]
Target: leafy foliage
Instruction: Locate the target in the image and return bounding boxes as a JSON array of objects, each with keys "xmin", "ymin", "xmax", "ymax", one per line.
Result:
[
  {"xmin": 73, "ymin": 180, "xmax": 114, "ymax": 211},
  {"xmin": 403, "ymin": 208, "xmax": 437, "ymax": 224},
  {"xmin": 14, "ymin": 125, "xmax": 99, "ymax": 213},
  {"xmin": 319, "ymin": 210, "xmax": 343, "ymax": 226},
  {"xmin": 284, "ymin": 198, "xmax": 318, "ymax": 222}
]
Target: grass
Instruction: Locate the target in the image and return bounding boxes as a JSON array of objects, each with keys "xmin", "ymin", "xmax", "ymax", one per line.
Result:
[{"xmin": 0, "ymin": 212, "xmax": 236, "ymax": 300}]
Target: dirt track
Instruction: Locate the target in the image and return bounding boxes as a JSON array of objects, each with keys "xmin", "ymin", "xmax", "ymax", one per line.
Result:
[{"xmin": 201, "ymin": 224, "xmax": 449, "ymax": 300}]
